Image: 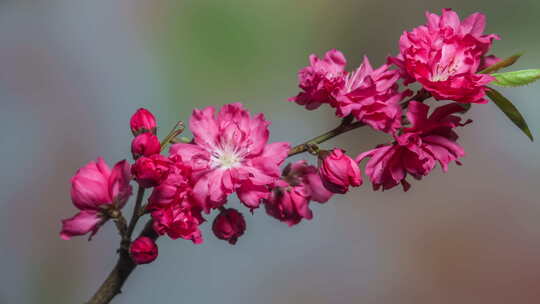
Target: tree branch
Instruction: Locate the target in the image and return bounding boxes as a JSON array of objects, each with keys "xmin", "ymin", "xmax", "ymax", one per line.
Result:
[
  {"xmin": 86, "ymin": 220, "xmax": 158, "ymax": 304},
  {"xmin": 126, "ymin": 187, "xmax": 145, "ymax": 240},
  {"xmin": 288, "ymin": 119, "xmax": 365, "ymax": 157}
]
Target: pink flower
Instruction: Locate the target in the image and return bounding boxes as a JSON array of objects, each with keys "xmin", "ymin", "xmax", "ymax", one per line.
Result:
[
  {"xmin": 212, "ymin": 208, "xmax": 246, "ymax": 245},
  {"xmin": 151, "ymin": 201, "xmax": 204, "ymax": 244},
  {"xmin": 357, "ymin": 101, "xmax": 469, "ymax": 191},
  {"xmin": 130, "ymin": 236, "xmax": 158, "ymax": 264},
  {"xmin": 285, "ymin": 160, "xmax": 334, "ymax": 203},
  {"xmin": 147, "ymin": 156, "xmax": 192, "ymax": 208},
  {"xmin": 130, "ymin": 108, "xmax": 157, "ymax": 135},
  {"xmin": 290, "ymin": 51, "xmax": 409, "ymax": 134},
  {"xmin": 61, "ymin": 158, "xmax": 132, "ymax": 240},
  {"xmin": 236, "ymin": 181, "xmax": 270, "ymax": 211},
  {"xmin": 390, "ymin": 9, "xmax": 499, "ymax": 104},
  {"xmin": 146, "ymin": 155, "xmax": 204, "ymax": 243},
  {"xmin": 169, "ymin": 103, "xmax": 290, "ymax": 213},
  {"xmin": 70, "ymin": 158, "xmax": 132, "ymax": 211},
  {"xmin": 289, "ymin": 49, "xmax": 347, "ymax": 110},
  {"xmin": 265, "ymin": 181, "xmax": 312, "ymax": 226},
  {"xmin": 319, "ymin": 148, "xmax": 362, "ymax": 194},
  {"xmin": 335, "ymin": 56, "xmax": 410, "ymax": 133},
  {"xmin": 131, "ymin": 133, "xmax": 161, "ymax": 159},
  {"xmin": 264, "ymin": 161, "xmax": 333, "ymax": 226},
  {"xmin": 132, "ymin": 154, "xmax": 171, "ymax": 188}
]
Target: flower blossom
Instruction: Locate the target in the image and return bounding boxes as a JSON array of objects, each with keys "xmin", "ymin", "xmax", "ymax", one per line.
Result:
[
  {"xmin": 130, "ymin": 108, "xmax": 157, "ymax": 135},
  {"xmin": 130, "ymin": 236, "xmax": 158, "ymax": 264},
  {"xmin": 334, "ymin": 56, "xmax": 410, "ymax": 133},
  {"xmin": 60, "ymin": 158, "xmax": 132, "ymax": 240},
  {"xmin": 319, "ymin": 148, "xmax": 362, "ymax": 194},
  {"xmin": 131, "ymin": 133, "xmax": 161, "ymax": 159},
  {"xmin": 212, "ymin": 208, "xmax": 246, "ymax": 245},
  {"xmin": 151, "ymin": 200, "xmax": 204, "ymax": 244},
  {"xmin": 132, "ymin": 154, "xmax": 171, "ymax": 188},
  {"xmin": 289, "ymin": 49, "xmax": 347, "ymax": 110},
  {"xmin": 147, "ymin": 155, "xmax": 192, "ymax": 208},
  {"xmin": 264, "ymin": 160, "xmax": 333, "ymax": 226},
  {"xmin": 290, "ymin": 51, "xmax": 409, "ymax": 133},
  {"xmin": 145, "ymin": 155, "xmax": 205, "ymax": 244},
  {"xmin": 357, "ymin": 101, "xmax": 469, "ymax": 191},
  {"xmin": 169, "ymin": 103, "xmax": 290, "ymax": 213},
  {"xmin": 389, "ymin": 9, "xmax": 499, "ymax": 103}
]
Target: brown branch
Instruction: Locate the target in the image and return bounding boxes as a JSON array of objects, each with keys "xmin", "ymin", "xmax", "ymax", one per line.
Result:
[
  {"xmin": 288, "ymin": 118, "xmax": 365, "ymax": 157},
  {"xmin": 126, "ymin": 187, "xmax": 145, "ymax": 240},
  {"xmin": 86, "ymin": 220, "xmax": 158, "ymax": 304},
  {"xmin": 87, "ymin": 185, "xmax": 151, "ymax": 304}
]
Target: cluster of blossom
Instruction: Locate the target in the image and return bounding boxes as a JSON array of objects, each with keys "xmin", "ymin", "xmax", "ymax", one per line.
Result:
[
  {"xmin": 61, "ymin": 9, "xmax": 522, "ymax": 265},
  {"xmin": 290, "ymin": 8, "xmax": 497, "ymax": 190}
]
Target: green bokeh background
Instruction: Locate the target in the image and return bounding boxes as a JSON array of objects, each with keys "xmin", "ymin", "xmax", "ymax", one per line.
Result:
[{"xmin": 0, "ymin": 1, "xmax": 539, "ymax": 303}]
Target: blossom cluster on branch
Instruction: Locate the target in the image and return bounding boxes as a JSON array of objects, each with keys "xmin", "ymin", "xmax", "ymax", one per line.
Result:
[{"xmin": 61, "ymin": 10, "xmax": 536, "ymax": 300}]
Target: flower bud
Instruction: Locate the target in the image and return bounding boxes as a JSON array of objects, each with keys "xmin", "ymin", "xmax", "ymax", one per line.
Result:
[
  {"xmin": 265, "ymin": 182, "xmax": 313, "ymax": 227},
  {"xmin": 212, "ymin": 208, "xmax": 246, "ymax": 245},
  {"xmin": 130, "ymin": 108, "xmax": 157, "ymax": 136},
  {"xmin": 130, "ymin": 236, "xmax": 158, "ymax": 264},
  {"xmin": 319, "ymin": 148, "xmax": 362, "ymax": 194},
  {"xmin": 131, "ymin": 133, "xmax": 161, "ymax": 159},
  {"xmin": 131, "ymin": 154, "xmax": 171, "ymax": 188}
]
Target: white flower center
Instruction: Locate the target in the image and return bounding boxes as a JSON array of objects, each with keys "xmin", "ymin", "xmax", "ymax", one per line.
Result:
[{"xmin": 211, "ymin": 146, "xmax": 243, "ymax": 169}]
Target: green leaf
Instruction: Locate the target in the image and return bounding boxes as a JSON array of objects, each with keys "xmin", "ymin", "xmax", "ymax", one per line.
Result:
[
  {"xmin": 479, "ymin": 53, "xmax": 523, "ymax": 74},
  {"xmin": 486, "ymin": 87, "xmax": 533, "ymax": 141},
  {"xmin": 491, "ymin": 69, "xmax": 540, "ymax": 87}
]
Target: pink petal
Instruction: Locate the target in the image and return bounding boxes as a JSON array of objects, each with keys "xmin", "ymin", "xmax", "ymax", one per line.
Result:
[
  {"xmin": 108, "ymin": 160, "xmax": 133, "ymax": 209},
  {"xmin": 60, "ymin": 210, "xmax": 103, "ymax": 240},
  {"xmin": 70, "ymin": 157, "xmax": 112, "ymax": 210},
  {"xmin": 190, "ymin": 106, "xmax": 219, "ymax": 150}
]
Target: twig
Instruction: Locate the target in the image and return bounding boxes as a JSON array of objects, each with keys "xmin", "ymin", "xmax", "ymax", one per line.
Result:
[
  {"xmin": 288, "ymin": 118, "xmax": 365, "ymax": 157},
  {"xmin": 126, "ymin": 187, "xmax": 145, "ymax": 240},
  {"xmin": 86, "ymin": 220, "xmax": 158, "ymax": 304}
]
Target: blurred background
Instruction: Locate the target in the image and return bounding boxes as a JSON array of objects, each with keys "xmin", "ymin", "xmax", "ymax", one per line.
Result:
[{"xmin": 0, "ymin": 0, "xmax": 539, "ymax": 303}]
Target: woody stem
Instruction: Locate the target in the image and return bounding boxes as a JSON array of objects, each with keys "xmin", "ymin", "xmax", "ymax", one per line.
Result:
[
  {"xmin": 288, "ymin": 118, "xmax": 365, "ymax": 157},
  {"xmin": 86, "ymin": 220, "xmax": 158, "ymax": 304},
  {"xmin": 126, "ymin": 187, "xmax": 145, "ymax": 241}
]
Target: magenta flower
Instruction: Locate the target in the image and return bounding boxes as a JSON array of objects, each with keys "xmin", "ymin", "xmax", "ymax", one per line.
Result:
[
  {"xmin": 290, "ymin": 51, "xmax": 409, "ymax": 134},
  {"xmin": 151, "ymin": 201, "xmax": 204, "ymax": 244},
  {"xmin": 357, "ymin": 101, "xmax": 469, "ymax": 191},
  {"xmin": 130, "ymin": 108, "xmax": 157, "ymax": 135},
  {"xmin": 131, "ymin": 154, "xmax": 171, "ymax": 188},
  {"xmin": 390, "ymin": 9, "xmax": 499, "ymax": 104},
  {"xmin": 212, "ymin": 208, "xmax": 246, "ymax": 245},
  {"xmin": 60, "ymin": 158, "xmax": 132, "ymax": 240},
  {"xmin": 289, "ymin": 49, "xmax": 347, "ymax": 110},
  {"xmin": 147, "ymin": 156, "xmax": 192, "ymax": 208},
  {"xmin": 130, "ymin": 237, "xmax": 158, "ymax": 265},
  {"xmin": 131, "ymin": 133, "xmax": 161, "ymax": 159},
  {"xmin": 264, "ymin": 160, "xmax": 333, "ymax": 226},
  {"xmin": 334, "ymin": 56, "xmax": 410, "ymax": 133},
  {"xmin": 319, "ymin": 148, "xmax": 362, "ymax": 194},
  {"xmin": 169, "ymin": 103, "xmax": 290, "ymax": 213},
  {"xmin": 144, "ymin": 155, "xmax": 205, "ymax": 244},
  {"xmin": 265, "ymin": 181, "xmax": 312, "ymax": 226}
]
